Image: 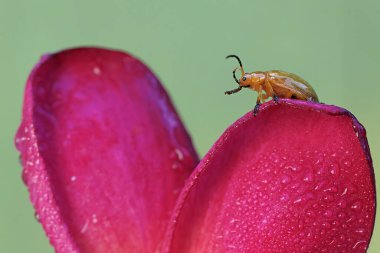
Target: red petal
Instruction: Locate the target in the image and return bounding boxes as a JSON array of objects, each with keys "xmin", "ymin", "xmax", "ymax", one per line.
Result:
[
  {"xmin": 15, "ymin": 47, "xmax": 199, "ymax": 253},
  {"xmin": 164, "ymin": 100, "xmax": 376, "ymax": 253}
]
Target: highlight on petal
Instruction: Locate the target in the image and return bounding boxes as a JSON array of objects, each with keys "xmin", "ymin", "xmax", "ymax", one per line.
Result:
[
  {"xmin": 163, "ymin": 100, "xmax": 376, "ymax": 253},
  {"xmin": 15, "ymin": 47, "xmax": 199, "ymax": 253}
]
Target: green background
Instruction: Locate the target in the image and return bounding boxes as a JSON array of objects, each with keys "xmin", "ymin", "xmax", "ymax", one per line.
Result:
[{"xmin": 1, "ymin": 0, "xmax": 379, "ymax": 252}]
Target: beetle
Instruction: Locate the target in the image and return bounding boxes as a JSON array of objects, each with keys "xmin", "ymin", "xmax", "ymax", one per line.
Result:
[{"xmin": 225, "ymin": 55, "xmax": 319, "ymax": 115}]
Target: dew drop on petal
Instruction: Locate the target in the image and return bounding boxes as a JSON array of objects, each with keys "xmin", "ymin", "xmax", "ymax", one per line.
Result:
[
  {"xmin": 93, "ymin": 66, "xmax": 101, "ymax": 75},
  {"xmin": 323, "ymin": 210, "xmax": 333, "ymax": 218},
  {"xmin": 337, "ymin": 212, "xmax": 346, "ymax": 219},
  {"xmin": 281, "ymin": 175, "xmax": 291, "ymax": 184},
  {"xmin": 34, "ymin": 212, "xmax": 40, "ymax": 222},
  {"xmin": 323, "ymin": 194, "xmax": 335, "ymax": 202},
  {"xmin": 92, "ymin": 214, "xmax": 98, "ymax": 224},
  {"xmin": 350, "ymin": 200, "xmax": 362, "ymax": 211}
]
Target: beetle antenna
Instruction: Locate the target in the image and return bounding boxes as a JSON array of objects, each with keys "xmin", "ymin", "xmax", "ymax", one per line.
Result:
[
  {"xmin": 232, "ymin": 67, "xmax": 240, "ymax": 84},
  {"xmin": 226, "ymin": 54, "xmax": 245, "ymax": 75},
  {"xmin": 225, "ymin": 86, "xmax": 242, "ymax": 95}
]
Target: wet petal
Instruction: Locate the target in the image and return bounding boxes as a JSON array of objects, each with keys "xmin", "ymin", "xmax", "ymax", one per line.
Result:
[
  {"xmin": 164, "ymin": 100, "xmax": 376, "ymax": 253},
  {"xmin": 15, "ymin": 47, "xmax": 199, "ymax": 253}
]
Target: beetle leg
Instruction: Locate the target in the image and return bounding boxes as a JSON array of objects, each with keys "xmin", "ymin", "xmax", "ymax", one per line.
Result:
[
  {"xmin": 253, "ymin": 86, "xmax": 263, "ymax": 116},
  {"xmin": 260, "ymin": 91, "xmax": 278, "ymax": 105},
  {"xmin": 273, "ymin": 95, "xmax": 279, "ymax": 104},
  {"xmin": 253, "ymin": 104, "xmax": 261, "ymax": 116},
  {"xmin": 261, "ymin": 92, "xmax": 270, "ymax": 100},
  {"xmin": 264, "ymin": 74, "xmax": 278, "ymax": 104}
]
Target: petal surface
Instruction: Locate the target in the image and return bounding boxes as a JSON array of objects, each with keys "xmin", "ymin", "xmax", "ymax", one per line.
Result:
[
  {"xmin": 164, "ymin": 100, "xmax": 376, "ymax": 253},
  {"xmin": 15, "ymin": 47, "xmax": 199, "ymax": 253}
]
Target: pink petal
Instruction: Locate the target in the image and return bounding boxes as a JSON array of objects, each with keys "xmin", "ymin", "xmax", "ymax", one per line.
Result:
[
  {"xmin": 164, "ymin": 100, "xmax": 376, "ymax": 253},
  {"xmin": 15, "ymin": 47, "xmax": 199, "ymax": 253}
]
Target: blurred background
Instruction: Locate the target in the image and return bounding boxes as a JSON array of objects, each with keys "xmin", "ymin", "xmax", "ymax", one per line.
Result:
[{"xmin": 1, "ymin": 0, "xmax": 379, "ymax": 252}]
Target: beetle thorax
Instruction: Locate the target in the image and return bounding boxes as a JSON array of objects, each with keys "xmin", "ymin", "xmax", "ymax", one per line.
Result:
[{"xmin": 250, "ymin": 72, "xmax": 266, "ymax": 91}]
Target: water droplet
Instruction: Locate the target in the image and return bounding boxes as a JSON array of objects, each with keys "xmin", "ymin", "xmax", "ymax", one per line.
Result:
[
  {"xmin": 287, "ymin": 165, "xmax": 301, "ymax": 173},
  {"xmin": 280, "ymin": 194, "xmax": 289, "ymax": 202},
  {"xmin": 174, "ymin": 148, "xmax": 184, "ymax": 161},
  {"xmin": 313, "ymin": 180, "xmax": 328, "ymax": 191},
  {"xmin": 323, "ymin": 210, "xmax": 333, "ymax": 218},
  {"xmin": 281, "ymin": 175, "xmax": 291, "ymax": 184},
  {"xmin": 80, "ymin": 220, "xmax": 89, "ymax": 234},
  {"xmin": 290, "ymin": 182, "xmax": 300, "ymax": 191},
  {"xmin": 293, "ymin": 198, "xmax": 302, "ymax": 204},
  {"xmin": 93, "ymin": 66, "xmax": 101, "ymax": 75},
  {"xmin": 31, "ymin": 175, "xmax": 38, "ymax": 184},
  {"xmin": 305, "ymin": 209, "xmax": 315, "ymax": 217},
  {"xmin": 322, "ymin": 221, "xmax": 331, "ymax": 229},
  {"xmin": 323, "ymin": 194, "xmax": 335, "ymax": 202},
  {"xmin": 269, "ymin": 185, "xmax": 277, "ymax": 192},
  {"xmin": 350, "ymin": 201, "xmax": 362, "ymax": 211},
  {"xmin": 229, "ymin": 219, "xmax": 239, "ymax": 224},
  {"xmin": 303, "ymin": 173, "xmax": 314, "ymax": 182},
  {"xmin": 337, "ymin": 212, "xmax": 346, "ymax": 219},
  {"xmin": 34, "ymin": 212, "xmax": 40, "ymax": 222},
  {"xmin": 352, "ymin": 240, "xmax": 367, "ymax": 249},
  {"xmin": 343, "ymin": 160, "xmax": 352, "ymax": 167},
  {"xmin": 70, "ymin": 176, "xmax": 77, "ymax": 182},
  {"xmin": 346, "ymin": 215, "xmax": 356, "ymax": 223},
  {"xmin": 92, "ymin": 214, "xmax": 98, "ymax": 224},
  {"xmin": 337, "ymin": 199, "xmax": 347, "ymax": 208},
  {"xmin": 316, "ymin": 166, "xmax": 326, "ymax": 175},
  {"xmin": 323, "ymin": 186, "xmax": 338, "ymax": 193},
  {"xmin": 171, "ymin": 163, "xmax": 180, "ymax": 170},
  {"xmin": 329, "ymin": 163, "xmax": 340, "ymax": 176},
  {"xmin": 355, "ymin": 228, "xmax": 365, "ymax": 234}
]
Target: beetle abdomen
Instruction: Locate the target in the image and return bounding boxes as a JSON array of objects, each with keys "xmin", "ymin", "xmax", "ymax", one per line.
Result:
[{"xmin": 268, "ymin": 70, "xmax": 319, "ymax": 102}]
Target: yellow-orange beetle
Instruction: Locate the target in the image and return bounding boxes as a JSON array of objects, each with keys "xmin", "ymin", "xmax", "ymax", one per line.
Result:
[{"xmin": 225, "ymin": 55, "xmax": 319, "ymax": 115}]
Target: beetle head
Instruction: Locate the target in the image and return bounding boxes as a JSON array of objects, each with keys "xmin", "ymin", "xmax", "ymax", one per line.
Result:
[{"xmin": 239, "ymin": 74, "xmax": 253, "ymax": 87}]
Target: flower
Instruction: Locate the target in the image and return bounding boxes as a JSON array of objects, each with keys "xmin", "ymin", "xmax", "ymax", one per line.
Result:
[{"xmin": 16, "ymin": 47, "xmax": 376, "ymax": 253}]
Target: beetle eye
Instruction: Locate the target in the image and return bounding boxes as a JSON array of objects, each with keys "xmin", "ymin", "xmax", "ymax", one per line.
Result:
[{"xmin": 242, "ymin": 77, "xmax": 246, "ymax": 81}]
